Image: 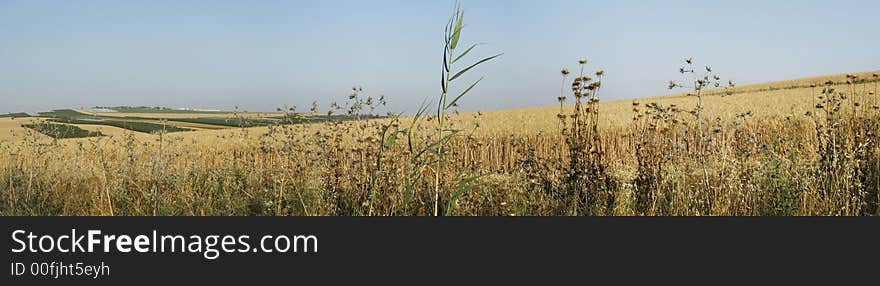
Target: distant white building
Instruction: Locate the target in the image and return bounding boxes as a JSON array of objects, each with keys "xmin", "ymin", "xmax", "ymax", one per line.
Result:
[
  {"xmin": 88, "ymin": 108, "xmax": 118, "ymax": 113},
  {"xmin": 176, "ymin": 108, "xmax": 222, "ymax": 112}
]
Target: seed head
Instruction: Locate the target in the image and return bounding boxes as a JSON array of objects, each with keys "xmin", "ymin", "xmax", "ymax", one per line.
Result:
[
  {"xmin": 578, "ymin": 59, "xmax": 587, "ymax": 65},
  {"xmin": 561, "ymin": 69, "xmax": 570, "ymax": 76}
]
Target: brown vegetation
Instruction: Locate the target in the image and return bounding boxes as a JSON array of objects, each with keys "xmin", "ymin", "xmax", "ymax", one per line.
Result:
[{"xmin": 1, "ymin": 6, "xmax": 877, "ymax": 216}]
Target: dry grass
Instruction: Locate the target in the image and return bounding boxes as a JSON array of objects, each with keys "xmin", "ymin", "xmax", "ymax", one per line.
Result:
[
  {"xmin": 2, "ymin": 3, "xmax": 877, "ymax": 216},
  {"xmin": 461, "ymin": 70, "xmax": 880, "ymax": 134},
  {"xmin": 67, "ymin": 124, "xmax": 151, "ymax": 138},
  {"xmin": 0, "ymin": 118, "xmax": 49, "ymax": 142},
  {"xmin": 2, "ymin": 69, "xmax": 876, "ymax": 216},
  {"xmin": 4, "ymin": 70, "xmax": 873, "ymax": 143}
]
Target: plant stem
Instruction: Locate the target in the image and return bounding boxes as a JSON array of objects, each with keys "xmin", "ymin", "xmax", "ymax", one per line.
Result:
[{"xmin": 435, "ymin": 47, "xmax": 452, "ymax": 216}]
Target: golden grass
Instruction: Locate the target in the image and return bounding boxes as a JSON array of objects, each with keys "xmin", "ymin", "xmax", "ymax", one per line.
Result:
[
  {"xmin": 3, "ymin": 1, "xmax": 876, "ymax": 216},
  {"xmin": 2, "ymin": 70, "xmax": 874, "ymax": 147},
  {"xmin": 427, "ymin": 70, "xmax": 880, "ymax": 135},
  {"xmin": 72, "ymin": 124, "xmax": 150, "ymax": 138},
  {"xmin": 2, "ymin": 70, "xmax": 878, "ymax": 216},
  {"xmin": 5, "ymin": 70, "xmax": 872, "ymax": 144},
  {"xmin": 0, "ymin": 118, "xmax": 48, "ymax": 142}
]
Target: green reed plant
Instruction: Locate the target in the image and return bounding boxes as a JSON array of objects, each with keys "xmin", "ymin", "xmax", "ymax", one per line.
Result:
[{"xmin": 431, "ymin": 3, "xmax": 501, "ymax": 216}]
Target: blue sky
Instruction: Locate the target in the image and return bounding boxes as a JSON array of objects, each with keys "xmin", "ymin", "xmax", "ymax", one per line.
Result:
[{"xmin": 1, "ymin": 0, "xmax": 879, "ymax": 113}]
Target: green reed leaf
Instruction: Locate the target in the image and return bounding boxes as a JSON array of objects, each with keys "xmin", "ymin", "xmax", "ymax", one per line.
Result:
[
  {"xmin": 450, "ymin": 11, "xmax": 464, "ymax": 50},
  {"xmin": 449, "ymin": 53, "xmax": 502, "ymax": 81},
  {"xmin": 452, "ymin": 43, "xmax": 483, "ymax": 65},
  {"xmin": 445, "ymin": 173, "xmax": 487, "ymax": 216},
  {"xmin": 446, "ymin": 77, "xmax": 483, "ymax": 109}
]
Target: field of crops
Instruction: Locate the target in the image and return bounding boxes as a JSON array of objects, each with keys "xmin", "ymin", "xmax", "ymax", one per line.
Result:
[
  {"xmin": 2, "ymin": 64, "xmax": 877, "ymax": 216},
  {"xmin": 164, "ymin": 117, "xmax": 282, "ymax": 128},
  {"xmin": 1, "ymin": 6, "xmax": 877, "ymax": 217},
  {"xmin": 97, "ymin": 106, "xmax": 227, "ymax": 114},
  {"xmin": 51, "ymin": 118, "xmax": 192, "ymax": 133},
  {"xmin": 21, "ymin": 122, "xmax": 103, "ymax": 139}
]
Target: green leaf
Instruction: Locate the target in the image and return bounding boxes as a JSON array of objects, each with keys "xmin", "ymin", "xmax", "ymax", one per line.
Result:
[
  {"xmin": 408, "ymin": 100, "xmax": 430, "ymax": 154},
  {"xmin": 450, "ymin": 11, "xmax": 464, "ymax": 50},
  {"xmin": 413, "ymin": 129, "xmax": 462, "ymax": 160},
  {"xmin": 438, "ymin": 129, "xmax": 462, "ymax": 142},
  {"xmin": 446, "ymin": 76, "xmax": 483, "ymax": 109},
  {"xmin": 445, "ymin": 173, "xmax": 487, "ymax": 216},
  {"xmin": 452, "ymin": 43, "xmax": 483, "ymax": 64},
  {"xmin": 443, "ymin": 44, "xmax": 450, "ymax": 73},
  {"xmin": 383, "ymin": 128, "xmax": 399, "ymax": 148},
  {"xmin": 414, "ymin": 139, "xmax": 441, "ymax": 160},
  {"xmin": 449, "ymin": 53, "xmax": 502, "ymax": 81}
]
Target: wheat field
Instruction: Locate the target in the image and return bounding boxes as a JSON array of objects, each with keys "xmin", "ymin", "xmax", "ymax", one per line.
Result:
[
  {"xmin": 2, "ymin": 4, "xmax": 878, "ymax": 216},
  {"xmin": 2, "ymin": 67, "xmax": 878, "ymax": 216}
]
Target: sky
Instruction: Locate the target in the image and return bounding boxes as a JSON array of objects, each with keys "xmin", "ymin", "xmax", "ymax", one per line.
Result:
[{"xmin": 1, "ymin": 0, "xmax": 879, "ymax": 114}]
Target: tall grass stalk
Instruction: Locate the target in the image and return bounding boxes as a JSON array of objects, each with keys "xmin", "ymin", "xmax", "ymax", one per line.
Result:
[{"xmin": 434, "ymin": 4, "xmax": 501, "ymax": 216}]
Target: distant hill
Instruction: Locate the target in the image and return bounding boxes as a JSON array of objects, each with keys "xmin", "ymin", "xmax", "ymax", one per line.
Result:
[
  {"xmin": 0, "ymin": 112, "xmax": 31, "ymax": 118},
  {"xmin": 96, "ymin": 106, "xmax": 226, "ymax": 114},
  {"xmin": 37, "ymin": 109, "xmax": 91, "ymax": 118}
]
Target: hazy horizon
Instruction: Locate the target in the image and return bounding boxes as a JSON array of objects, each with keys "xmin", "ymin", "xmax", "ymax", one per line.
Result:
[{"xmin": 2, "ymin": 0, "xmax": 879, "ymax": 114}]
